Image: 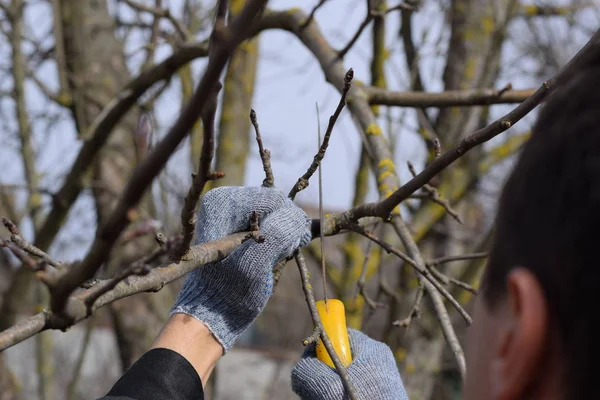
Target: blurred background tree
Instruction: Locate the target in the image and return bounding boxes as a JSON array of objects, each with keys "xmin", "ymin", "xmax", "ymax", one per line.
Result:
[{"xmin": 0, "ymin": 0, "xmax": 597, "ymax": 399}]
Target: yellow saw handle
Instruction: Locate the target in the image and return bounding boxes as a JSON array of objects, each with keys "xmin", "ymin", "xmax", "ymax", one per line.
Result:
[{"xmin": 315, "ymin": 299, "xmax": 353, "ymax": 368}]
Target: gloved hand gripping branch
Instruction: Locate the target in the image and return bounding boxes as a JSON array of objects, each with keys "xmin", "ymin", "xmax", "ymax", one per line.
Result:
[{"xmin": 171, "ymin": 186, "xmax": 312, "ymax": 351}]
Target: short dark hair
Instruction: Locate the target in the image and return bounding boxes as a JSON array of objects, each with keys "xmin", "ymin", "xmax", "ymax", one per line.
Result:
[{"xmin": 482, "ymin": 61, "xmax": 600, "ymax": 398}]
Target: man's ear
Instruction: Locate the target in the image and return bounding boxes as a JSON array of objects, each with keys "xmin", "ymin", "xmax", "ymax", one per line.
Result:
[{"xmin": 491, "ymin": 268, "xmax": 548, "ymax": 400}]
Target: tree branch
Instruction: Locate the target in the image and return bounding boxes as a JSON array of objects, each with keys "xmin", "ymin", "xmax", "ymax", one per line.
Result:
[
  {"xmin": 288, "ymin": 68, "xmax": 354, "ymax": 199},
  {"xmin": 407, "ymin": 161, "xmax": 462, "ymax": 224},
  {"xmin": 40, "ymin": 0, "xmax": 269, "ymax": 314},
  {"xmin": 123, "ymin": 0, "xmax": 191, "ymax": 40},
  {"xmin": 250, "ymin": 109, "xmax": 274, "ymax": 188},
  {"xmin": 313, "ymin": 28, "xmax": 600, "ymax": 233},
  {"xmin": 2, "ymin": 218, "xmax": 62, "ymax": 268},
  {"xmin": 177, "ymin": 83, "xmax": 224, "ymax": 258},
  {"xmin": 34, "ymin": 40, "xmax": 209, "ymax": 252},
  {"xmin": 367, "ymin": 87, "xmax": 535, "ymax": 107},
  {"xmin": 0, "ymin": 232, "xmax": 248, "ymax": 351}
]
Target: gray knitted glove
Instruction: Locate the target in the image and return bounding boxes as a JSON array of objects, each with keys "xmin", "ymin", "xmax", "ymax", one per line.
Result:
[
  {"xmin": 292, "ymin": 329, "xmax": 409, "ymax": 400},
  {"xmin": 171, "ymin": 186, "xmax": 312, "ymax": 352}
]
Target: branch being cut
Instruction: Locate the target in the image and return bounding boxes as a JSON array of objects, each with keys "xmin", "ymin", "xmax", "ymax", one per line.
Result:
[
  {"xmin": 288, "ymin": 68, "xmax": 354, "ymax": 200},
  {"xmin": 0, "ymin": 232, "xmax": 248, "ymax": 351},
  {"xmin": 295, "ymin": 251, "xmax": 358, "ymax": 400}
]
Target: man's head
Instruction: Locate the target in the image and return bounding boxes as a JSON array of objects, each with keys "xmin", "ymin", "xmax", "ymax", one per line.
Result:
[{"xmin": 463, "ymin": 60, "xmax": 600, "ymax": 400}]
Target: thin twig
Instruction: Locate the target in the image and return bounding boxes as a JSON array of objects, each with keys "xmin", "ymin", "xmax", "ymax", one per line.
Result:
[
  {"xmin": 41, "ymin": 0, "xmax": 268, "ymax": 314},
  {"xmin": 34, "ymin": 39, "xmax": 209, "ymax": 253},
  {"xmin": 393, "ymin": 280, "xmax": 424, "ymax": 328},
  {"xmin": 295, "ymin": 251, "xmax": 358, "ymax": 400},
  {"xmin": 354, "ymin": 227, "xmax": 375, "ymax": 300},
  {"xmin": 301, "ymin": 0, "xmax": 329, "ymax": 28},
  {"xmin": 177, "ymin": 82, "xmax": 224, "ymax": 258},
  {"xmin": 0, "ymin": 238, "xmax": 40, "ymax": 271},
  {"xmin": 243, "ymin": 211, "xmax": 265, "ymax": 243},
  {"xmin": 314, "ymin": 28, "xmax": 600, "ymax": 232},
  {"xmin": 356, "ymin": 226, "xmax": 472, "ymax": 326},
  {"xmin": 250, "ymin": 109, "xmax": 274, "ymax": 188},
  {"xmin": 0, "ymin": 232, "xmax": 249, "ymax": 351},
  {"xmin": 337, "ymin": 1, "xmax": 373, "ymax": 59},
  {"xmin": 123, "ymin": 0, "xmax": 191, "ymax": 40},
  {"xmin": 353, "ymin": 224, "xmax": 386, "ymax": 310},
  {"xmin": 428, "ymin": 266, "xmax": 478, "ymax": 295},
  {"xmin": 289, "ymin": 68, "xmax": 354, "ymax": 199},
  {"xmin": 83, "ymin": 262, "xmax": 151, "ymax": 312},
  {"xmin": 407, "ymin": 161, "xmax": 462, "ymax": 224},
  {"xmin": 390, "ymin": 217, "xmax": 467, "ymax": 379},
  {"xmin": 2, "ymin": 218, "xmax": 62, "ymax": 268},
  {"xmin": 427, "ymin": 252, "xmax": 487, "ymax": 267}
]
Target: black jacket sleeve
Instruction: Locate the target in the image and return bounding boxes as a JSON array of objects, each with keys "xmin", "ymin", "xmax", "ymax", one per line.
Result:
[{"xmin": 97, "ymin": 348, "xmax": 204, "ymax": 400}]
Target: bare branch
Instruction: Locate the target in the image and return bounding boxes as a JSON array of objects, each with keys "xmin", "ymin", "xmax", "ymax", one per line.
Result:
[
  {"xmin": 407, "ymin": 161, "xmax": 462, "ymax": 224},
  {"xmin": 243, "ymin": 211, "xmax": 265, "ymax": 244},
  {"xmin": 350, "ymin": 28, "xmax": 600, "ymax": 221},
  {"xmin": 390, "ymin": 217, "xmax": 467, "ymax": 379},
  {"xmin": 250, "ymin": 109, "xmax": 274, "ymax": 188},
  {"xmin": 337, "ymin": 1, "xmax": 413, "ymax": 59},
  {"xmin": 304, "ymin": 29, "xmax": 600, "ymax": 239},
  {"xmin": 40, "ymin": 0, "xmax": 269, "ymax": 314},
  {"xmin": 0, "ymin": 232, "xmax": 248, "ymax": 351},
  {"xmin": 123, "ymin": 0, "xmax": 191, "ymax": 40},
  {"xmin": 301, "ymin": 0, "xmax": 329, "ymax": 29},
  {"xmin": 427, "ymin": 252, "xmax": 488, "ymax": 267},
  {"xmin": 2, "ymin": 218, "xmax": 62, "ymax": 268},
  {"xmin": 356, "ymin": 226, "xmax": 472, "ymax": 326},
  {"xmin": 34, "ymin": 40, "xmax": 209, "ymax": 252},
  {"xmin": 0, "ymin": 238, "xmax": 40, "ymax": 271},
  {"xmin": 288, "ymin": 68, "xmax": 354, "ymax": 199},
  {"xmin": 177, "ymin": 82, "xmax": 224, "ymax": 258},
  {"xmin": 337, "ymin": 1, "xmax": 373, "ymax": 60},
  {"xmin": 393, "ymin": 280, "xmax": 424, "ymax": 328},
  {"xmin": 428, "ymin": 266, "xmax": 478, "ymax": 295},
  {"xmin": 367, "ymin": 87, "xmax": 535, "ymax": 107}
]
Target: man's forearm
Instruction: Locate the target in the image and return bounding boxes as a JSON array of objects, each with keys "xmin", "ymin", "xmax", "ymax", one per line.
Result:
[{"xmin": 151, "ymin": 313, "xmax": 223, "ymax": 386}]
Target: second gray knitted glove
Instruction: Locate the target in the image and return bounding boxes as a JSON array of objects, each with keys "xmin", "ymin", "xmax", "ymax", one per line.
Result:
[
  {"xmin": 171, "ymin": 186, "xmax": 312, "ymax": 352},
  {"xmin": 292, "ymin": 329, "xmax": 409, "ymax": 400}
]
